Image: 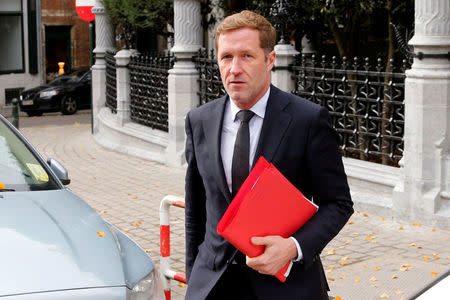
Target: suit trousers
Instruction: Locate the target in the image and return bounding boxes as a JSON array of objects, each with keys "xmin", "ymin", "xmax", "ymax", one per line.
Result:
[{"xmin": 206, "ymin": 263, "xmax": 257, "ymax": 300}]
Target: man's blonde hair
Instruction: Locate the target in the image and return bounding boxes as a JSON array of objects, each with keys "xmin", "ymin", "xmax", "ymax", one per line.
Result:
[{"xmin": 215, "ymin": 10, "xmax": 276, "ymax": 56}]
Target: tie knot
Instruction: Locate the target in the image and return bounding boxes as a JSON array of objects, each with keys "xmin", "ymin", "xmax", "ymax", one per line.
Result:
[{"xmin": 236, "ymin": 110, "xmax": 255, "ymax": 123}]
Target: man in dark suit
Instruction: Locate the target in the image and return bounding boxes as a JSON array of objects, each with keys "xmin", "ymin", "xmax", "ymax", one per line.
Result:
[{"xmin": 184, "ymin": 10, "xmax": 353, "ymax": 299}]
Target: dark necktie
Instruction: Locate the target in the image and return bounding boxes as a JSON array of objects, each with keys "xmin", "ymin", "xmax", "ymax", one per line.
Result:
[{"xmin": 231, "ymin": 110, "xmax": 255, "ymax": 197}]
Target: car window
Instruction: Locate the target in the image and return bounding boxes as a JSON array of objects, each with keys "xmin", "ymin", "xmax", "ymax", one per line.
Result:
[
  {"xmin": 79, "ymin": 71, "xmax": 91, "ymax": 82},
  {"xmin": 0, "ymin": 120, "xmax": 60, "ymax": 192}
]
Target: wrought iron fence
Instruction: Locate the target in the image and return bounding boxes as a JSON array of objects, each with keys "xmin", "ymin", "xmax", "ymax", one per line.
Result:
[
  {"xmin": 291, "ymin": 55, "xmax": 410, "ymax": 167},
  {"xmin": 105, "ymin": 50, "xmax": 117, "ymax": 113},
  {"xmin": 193, "ymin": 48, "xmax": 226, "ymax": 105},
  {"xmin": 129, "ymin": 52, "xmax": 175, "ymax": 132}
]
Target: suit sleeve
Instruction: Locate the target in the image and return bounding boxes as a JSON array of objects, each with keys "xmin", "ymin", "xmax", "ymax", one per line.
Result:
[
  {"xmin": 184, "ymin": 112, "xmax": 207, "ymax": 282},
  {"xmin": 292, "ymin": 107, "xmax": 354, "ymax": 270}
]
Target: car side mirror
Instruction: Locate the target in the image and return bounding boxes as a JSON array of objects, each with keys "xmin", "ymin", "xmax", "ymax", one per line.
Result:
[{"xmin": 47, "ymin": 158, "xmax": 71, "ymax": 185}]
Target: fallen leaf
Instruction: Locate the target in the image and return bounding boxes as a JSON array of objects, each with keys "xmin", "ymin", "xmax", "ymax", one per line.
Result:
[
  {"xmin": 340, "ymin": 276, "xmax": 346, "ymax": 279},
  {"xmin": 422, "ymin": 256, "xmax": 431, "ymax": 260},
  {"xmin": 363, "ymin": 213, "xmax": 368, "ymax": 217},
  {"xmin": 354, "ymin": 277, "xmax": 359, "ymax": 282},
  {"xmin": 325, "ymin": 269, "xmax": 332, "ymax": 273},
  {"xmin": 352, "ymin": 232, "xmax": 360, "ymax": 236},
  {"xmin": 122, "ymin": 228, "xmax": 129, "ymax": 232},
  {"xmin": 341, "ymin": 256, "xmax": 350, "ymax": 261},
  {"xmin": 409, "ymin": 242, "xmax": 416, "ymax": 246},
  {"xmin": 370, "ymin": 276, "xmax": 377, "ymax": 281},
  {"xmin": 131, "ymin": 196, "xmax": 138, "ymax": 199},
  {"xmin": 144, "ymin": 248, "xmax": 154, "ymax": 253},
  {"xmin": 380, "ymin": 293, "xmax": 390, "ymax": 298},
  {"xmin": 433, "ymin": 254, "xmax": 440, "ymax": 259},
  {"xmin": 328, "ymin": 265, "xmax": 335, "ymax": 270},
  {"xmin": 432, "ymin": 228, "xmax": 436, "ymax": 232},
  {"xmin": 347, "ymin": 221, "xmax": 353, "ymax": 224},
  {"xmin": 417, "ymin": 223, "xmax": 422, "ymax": 226},
  {"xmin": 97, "ymin": 231, "xmax": 106, "ymax": 237},
  {"xmin": 339, "ymin": 262, "xmax": 349, "ymax": 266},
  {"xmin": 335, "ymin": 297, "xmax": 342, "ymax": 300},
  {"xmin": 374, "ymin": 266, "xmax": 381, "ymax": 271},
  {"xmin": 327, "ymin": 248, "xmax": 335, "ymax": 255},
  {"xmin": 381, "ymin": 217, "xmax": 386, "ymax": 221},
  {"xmin": 431, "ymin": 272, "xmax": 438, "ymax": 277},
  {"xmin": 328, "ymin": 277, "xmax": 335, "ymax": 281},
  {"xmin": 395, "ymin": 291, "xmax": 404, "ymax": 295},
  {"xmin": 339, "ymin": 246, "xmax": 346, "ymax": 249},
  {"xmin": 365, "ymin": 235, "xmax": 377, "ymax": 241},
  {"xmin": 398, "ymin": 226, "xmax": 404, "ymax": 230},
  {"xmin": 417, "ymin": 246, "xmax": 423, "ymax": 249},
  {"xmin": 345, "ymin": 239, "xmax": 352, "ymax": 244},
  {"xmin": 74, "ymin": 122, "xmax": 80, "ymax": 126},
  {"xmin": 392, "ymin": 275, "xmax": 398, "ymax": 279},
  {"xmin": 372, "ymin": 284, "xmax": 379, "ymax": 288},
  {"xmin": 400, "ymin": 264, "xmax": 411, "ymax": 271},
  {"xmin": 178, "ymin": 282, "xmax": 187, "ymax": 287},
  {"xmin": 99, "ymin": 210, "xmax": 107, "ymax": 214}
]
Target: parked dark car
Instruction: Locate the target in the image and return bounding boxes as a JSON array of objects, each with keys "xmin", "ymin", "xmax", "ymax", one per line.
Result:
[{"xmin": 20, "ymin": 69, "xmax": 91, "ymax": 116}]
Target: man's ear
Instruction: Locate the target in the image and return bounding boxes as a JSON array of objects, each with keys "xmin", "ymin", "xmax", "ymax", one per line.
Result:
[{"xmin": 267, "ymin": 50, "xmax": 276, "ymax": 71}]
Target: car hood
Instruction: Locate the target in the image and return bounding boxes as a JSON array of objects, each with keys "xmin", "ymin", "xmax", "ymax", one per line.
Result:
[
  {"xmin": 22, "ymin": 85, "xmax": 52, "ymax": 95},
  {"xmin": 0, "ymin": 190, "xmax": 127, "ymax": 296}
]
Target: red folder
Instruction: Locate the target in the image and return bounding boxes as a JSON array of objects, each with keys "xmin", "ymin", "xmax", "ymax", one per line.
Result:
[{"xmin": 217, "ymin": 156, "xmax": 318, "ymax": 282}]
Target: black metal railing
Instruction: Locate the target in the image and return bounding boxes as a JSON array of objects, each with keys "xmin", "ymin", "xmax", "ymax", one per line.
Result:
[
  {"xmin": 291, "ymin": 55, "xmax": 410, "ymax": 167},
  {"xmin": 194, "ymin": 48, "xmax": 226, "ymax": 105},
  {"xmin": 105, "ymin": 50, "xmax": 117, "ymax": 113},
  {"xmin": 129, "ymin": 52, "xmax": 174, "ymax": 132}
]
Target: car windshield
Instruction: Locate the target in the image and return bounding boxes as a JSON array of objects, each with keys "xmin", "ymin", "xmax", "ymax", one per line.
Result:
[{"xmin": 0, "ymin": 119, "xmax": 59, "ymax": 192}]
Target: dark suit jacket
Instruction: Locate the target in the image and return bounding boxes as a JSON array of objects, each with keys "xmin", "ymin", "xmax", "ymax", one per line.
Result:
[{"xmin": 184, "ymin": 85, "xmax": 353, "ymax": 299}]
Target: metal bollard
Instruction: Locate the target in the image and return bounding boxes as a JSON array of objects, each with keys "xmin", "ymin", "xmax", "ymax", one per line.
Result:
[{"xmin": 11, "ymin": 98, "xmax": 19, "ymax": 129}]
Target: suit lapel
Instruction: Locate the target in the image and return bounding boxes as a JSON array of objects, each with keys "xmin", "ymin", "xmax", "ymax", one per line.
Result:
[
  {"xmin": 253, "ymin": 86, "xmax": 292, "ymax": 167},
  {"xmin": 202, "ymin": 96, "xmax": 233, "ymax": 203}
]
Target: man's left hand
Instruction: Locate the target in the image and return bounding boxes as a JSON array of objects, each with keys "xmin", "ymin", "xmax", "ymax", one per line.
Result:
[{"xmin": 246, "ymin": 236, "xmax": 298, "ymax": 275}]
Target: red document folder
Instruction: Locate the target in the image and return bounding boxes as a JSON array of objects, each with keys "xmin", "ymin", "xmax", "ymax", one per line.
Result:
[{"xmin": 217, "ymin": 156, "xmax": 318, "ymax": 282}]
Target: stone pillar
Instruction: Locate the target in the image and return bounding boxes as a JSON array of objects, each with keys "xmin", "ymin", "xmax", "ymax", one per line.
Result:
[
  {"xmin": 393, "ymin": 0, "xmax": 450, "ymax": 225},
  {"xmin": 272, "ymin": 43, "xmax": 299, "ymax": 93},
  {"xmin": 166, "ymin": 0, "xmax": 202, "ymax": 167},
  {"xmin": 115, "ymin": 50, "xmax": 134, "ymax": 127},
  {"xmin": 91, "ymin": 0, "xmax": 115, "ymax": 133}
]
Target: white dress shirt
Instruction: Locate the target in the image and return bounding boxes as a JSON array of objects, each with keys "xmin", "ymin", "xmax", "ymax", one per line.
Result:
[{"xmin": 220, "ymin": 87, "xmax": 303, "ymax": 263}]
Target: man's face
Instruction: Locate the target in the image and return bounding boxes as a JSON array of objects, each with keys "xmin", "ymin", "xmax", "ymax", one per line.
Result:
[{"xmin": 217, "ymin": 27, "xmax": 275, "ymax": 110}]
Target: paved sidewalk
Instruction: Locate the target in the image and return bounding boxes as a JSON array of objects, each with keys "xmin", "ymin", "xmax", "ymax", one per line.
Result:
[{"xmin": 19, "ymin": 112, "xmax": 449, "ymax": 300}]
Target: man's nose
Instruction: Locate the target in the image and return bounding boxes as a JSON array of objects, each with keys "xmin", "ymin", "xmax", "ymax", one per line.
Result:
[{"xmin": 229, "ymin": 57, "xmax": 243, "ymax": 75}]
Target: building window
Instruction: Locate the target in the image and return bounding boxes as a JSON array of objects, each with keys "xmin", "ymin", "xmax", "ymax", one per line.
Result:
[{"xmin": 0, "ymin": 0, "xmax": 24, "ymax": 74}]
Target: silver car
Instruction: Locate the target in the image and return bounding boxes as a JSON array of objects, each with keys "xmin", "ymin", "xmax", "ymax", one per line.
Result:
[{"xmin": 0, "ymin": 114, "xmax": 163, "ymax": 299}]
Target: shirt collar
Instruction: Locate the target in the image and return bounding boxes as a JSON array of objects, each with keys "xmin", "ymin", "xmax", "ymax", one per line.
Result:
[{"xmin": 229, "ymin": 87, "xmax": 270, "ymax": 122}]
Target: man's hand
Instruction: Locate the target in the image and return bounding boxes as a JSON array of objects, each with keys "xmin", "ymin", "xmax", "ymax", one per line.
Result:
[{"xmin": 246, "ymin": 236, "xmax": 298, "ymax": 275}]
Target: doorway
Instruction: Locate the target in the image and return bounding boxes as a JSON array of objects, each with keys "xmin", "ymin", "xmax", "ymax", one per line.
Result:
[{"xmin": 45, "ymin": 25, "xmax": 71, "ymax": 81}]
